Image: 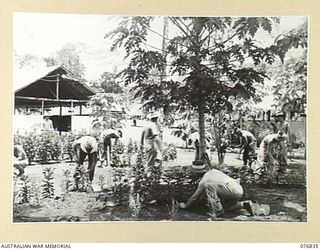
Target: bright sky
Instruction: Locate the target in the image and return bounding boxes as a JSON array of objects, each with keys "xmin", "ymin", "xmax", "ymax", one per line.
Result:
[{"xmin": 13, "ymin": 13, "xmax": 306, "ymax": 82}]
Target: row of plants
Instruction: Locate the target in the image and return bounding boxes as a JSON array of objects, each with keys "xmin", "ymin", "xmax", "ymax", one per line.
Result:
[
  {"xmin": 14, "ymin": 128, "xmax": 179, "ymax": 165},
  {"xmin": 14, "ymin": 130, "xmax": 62, "ymax": 164},
  {"xmin": 13, "ymin": 144, "xmax": 194, "ymax": 220},
  {"xmin": 14, "ymin": 167, "xmax": 58, "ymax": 205}
]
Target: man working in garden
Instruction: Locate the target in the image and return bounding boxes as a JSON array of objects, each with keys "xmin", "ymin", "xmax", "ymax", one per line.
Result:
[
  {"xmin": 255, "ymin": 131, "xmax": 288, "ymax": 180},
  {"xmin": 179, "ymin": 166, "xmax": 267, "ymax": 217},
  {"xmin": 72, "ymin": 136, "xmax": 98, "ymax": 190},
  {"xmin": 141, "ymin": 112, "xmax": 163, "ymax": 172},
  {"xmin": 234, "ymin": 126, "xmax": 257, "ymax": 170},
  {"xmin": 102, "ymin": 128, "xmax": 122, "ymax": 167},
  {"xmin": 13, "ymin": 145, "xmax": 28, "ymax": 177}
]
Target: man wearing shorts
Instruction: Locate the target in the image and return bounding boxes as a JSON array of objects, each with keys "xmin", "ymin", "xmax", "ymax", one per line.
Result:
[{"xmin": 72, "ymin": 136, "xmax": 98, "ymax": 187}]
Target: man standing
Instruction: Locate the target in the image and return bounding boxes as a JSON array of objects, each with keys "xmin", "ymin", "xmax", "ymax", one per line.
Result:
[
  {"xmin": 42, "ymin": 115, "xmax": 53, "ymax": 131},
  {"xmin": 234, "ymin": 127, "xmax": 257, "ymax": 170},
  {"xmin": 179, "ymin": 166, "xmax": 266, "ymax": 218},
  {"xmin": 13, "ymin": 145, "xmax": 28, "ymax": 177},
  {"xmin": 141, "ymin": 112, "xmax": 163, "ymax": 172},
  {"xmin": 72, "ymin": 136, "xmax": 98, "ymax": 189}
]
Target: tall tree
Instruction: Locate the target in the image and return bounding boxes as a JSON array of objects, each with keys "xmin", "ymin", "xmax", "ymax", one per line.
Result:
[
  {"xmin": 89, "ymin": 71, "xmax": 127, "ymax": 131},
  {"xmin": 272, "ymin": 18, "xmax": 308, "ymax": 119},
  {"xmin": 90, "ymin": 71, "xmax": 123, "ymax": 93},
  {"xmin": 272, "ymin": 52, "xmax": 307, "ymax": 119},
  {"xmin": 14, "ymin": 53, "xmax": 42, "ymax": 69},
  {"xmin": 107, "ymin": 16, "xmax": 284, "ymax": 165},
  {"xmin": 43, "ymin": 43, "xmax": 86, "ymax": 80},
  {"xmin": 89, "ymin": 92, "xmax": 126, "ymax": 131}
]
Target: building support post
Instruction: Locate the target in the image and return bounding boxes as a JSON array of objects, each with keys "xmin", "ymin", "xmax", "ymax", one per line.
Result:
[
  {"xmin": 41, "ymin": 100, "xmax": 45, "ymax": 115},
  {"xmin": 56, "ymin": 74, "xmax": 60, "ymax": 100}
]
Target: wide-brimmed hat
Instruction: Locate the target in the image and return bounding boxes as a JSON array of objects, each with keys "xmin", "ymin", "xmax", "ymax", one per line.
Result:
[
  {"xmin": 190, "ymin": 161, "xmax": 209, "ymax": 173},
  {"xmin": 150, "ymin": 112, "xmax": 160, "ymax": 119},
  {"xmin": 274, "ymin": 112, "xmax": 285, "ymax": 117}
]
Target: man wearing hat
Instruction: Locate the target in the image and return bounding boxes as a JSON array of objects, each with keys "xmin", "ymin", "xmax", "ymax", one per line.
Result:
[
  {"xmin": 141, "ymin": 112, "xmax": 163, "ymax": 171},
  {"xmin": 273, "ymin": 112, "xmax": 291, "ymax": 168},
  {"xmin": 72, "ymin": 136, "xmax": 98, "ymax": 189},
  {"xmin": 179, "ymin": 166, "xmax": 261, "ymax": 217},
  {"xmin": 255, "ymin": 131, "xmax": 288, "ymax": 179}
]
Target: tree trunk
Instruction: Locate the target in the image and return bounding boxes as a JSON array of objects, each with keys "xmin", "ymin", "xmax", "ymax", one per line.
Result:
[
  {"xmin": 212, "ymin": 112, "xmax": 225, "ymax": 165},
  {"xmin": 212, "ymin": 114, "xmax": 221, "ymax": 164},
  {"xmin": 198, "ymin": 104, "xmax": 207, "ymax": 164}
]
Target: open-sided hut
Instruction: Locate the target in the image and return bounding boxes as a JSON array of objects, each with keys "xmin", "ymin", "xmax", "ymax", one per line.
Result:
[{"xmin": 14, "ymin": 65, "xmax": 96, "ymax": 132}]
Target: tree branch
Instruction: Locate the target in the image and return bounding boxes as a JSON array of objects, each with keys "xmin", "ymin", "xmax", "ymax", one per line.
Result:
[{"xmin": 169, "ymin": 17, "xmax": 196, "ymax": 46}]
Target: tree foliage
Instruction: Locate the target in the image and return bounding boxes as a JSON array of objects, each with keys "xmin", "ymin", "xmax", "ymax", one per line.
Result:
[
  {"xmin": 274, "ymin": 18, "xmax": 308, "ymax": 63},
  {"xmin": 107, "ymin": 16, "xmax": 284, "ymax": 163},
  {"xmin": 43, "ymin": 43, "xmax": 86, "ymax": 80},
  {"xmin": 272, "ymin": 52, "xmax": 307, "ymax": 116},
  {"xmin": 107, "ymin": 17, "xmax": 282, "ymax": 111},
  {"xmin": 89, "ymin": 92, "xmax": 126, "ymax": 130},
  {"xmin": 14, "ymin": 53, "xmax": 40, "ymax": 69},
  {"xmin": 90, "ymin": 71, "xmax": 123, "ymax": 93}
]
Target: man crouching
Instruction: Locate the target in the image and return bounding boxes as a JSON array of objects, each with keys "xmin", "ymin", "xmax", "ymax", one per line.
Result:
[{"xmin": 179, "ymin": 166, "xmax": 266, "ymax": 218}]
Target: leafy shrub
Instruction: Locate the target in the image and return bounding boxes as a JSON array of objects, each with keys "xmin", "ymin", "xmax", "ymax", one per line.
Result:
[
  {"xmin": 13, "ymin": 175, "xmax": 32, "ymax": 204},
  {"xmin": 112, "ymin": 167, "xmax": 130, "ymax": 203},
  {"xmin": 61, "ymin": 169, "xmax": 73, "ymax": 194},
  {"xmin": 128, "ymin": 191, "xmax": 142, "ymax": 218},
  {"xmin": 42, "ymin": 167, "xmax": 55, "ymax": 198},
  {"xmin": 36, "ymin": 131, "xmax": 61, "ymax": 163},
  {"xmin": 97, "ymin": 174, "xmax": 106, "ymax": 190},
  {"xmin": 290, "ymin": 131, "xmax": 305, "ymax": 149},
  {"xmin": 161, "ymin": 166, "xmax": 198, "ymax": 201},
  {"xmin": 14, "ymin": 131, "xmax": 37, "ymax": 165},
  {"xmin": 14, "ymin": 130, "xmax": 62, "ymax": 164},
  {"xmin": 163, "ymin": 143, "xmax": 177, "ymax": 161},
  {"xmin": 61, "ymin": 133, "xmax": 76, "ymax": 161}
]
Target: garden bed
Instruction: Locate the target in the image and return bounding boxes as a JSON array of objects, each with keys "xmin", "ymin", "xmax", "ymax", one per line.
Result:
[{"xmin": 13, "ymin": 151, "xmax": 307, "ymax": 222}]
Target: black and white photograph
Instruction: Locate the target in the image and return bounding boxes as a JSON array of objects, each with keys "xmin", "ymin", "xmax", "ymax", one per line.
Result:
[{"xmin": 13, "ymin": 13, "xmax": 307, "ymax": 223}]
